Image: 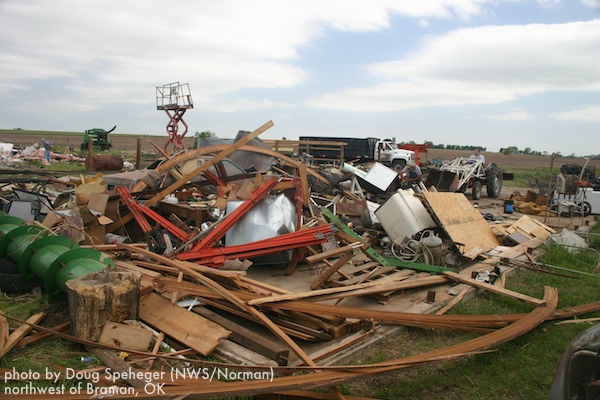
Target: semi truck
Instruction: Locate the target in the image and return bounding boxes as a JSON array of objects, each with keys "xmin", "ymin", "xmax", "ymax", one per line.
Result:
[{"xmin": 298, "ymin": 136, "xmax": 415, "ymax": 170}]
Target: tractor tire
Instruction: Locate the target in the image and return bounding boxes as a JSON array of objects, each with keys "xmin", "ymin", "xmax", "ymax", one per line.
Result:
[
  {"xmin": 472, "ymin": 180, "xmax": 482, "ymax": 200},
  {"xmin": 391, "ymin": 160, "xmax": 406, "ymax": 172},
  {"xmin": 486, "ymin": 166, "xmax": 503, "ymax": 198},
  {"xmin": 81, "ymin": 142, "xmax": 88, "ymax": 151},
  {"xmin": 582, "ymin": 201, "xmax": 592, "ymax": 217}
]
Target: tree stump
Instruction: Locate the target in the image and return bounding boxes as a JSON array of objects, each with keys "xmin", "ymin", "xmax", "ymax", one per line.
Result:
[{"xmin": 65, "ymin": 269, "xmax": 141, "ymax": 341}]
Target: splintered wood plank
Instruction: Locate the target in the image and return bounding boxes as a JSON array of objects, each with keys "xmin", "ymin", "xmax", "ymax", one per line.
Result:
[
  {"xmin": 0, "ymin": 309, "xmax": 8, "ymax": 351},
  {"xmin": 442, "ymin": 271, "xmax": 546, "ymax": 306},
  {"xmin": 423, "ymin": 192, "xmax": 500, "ymax": 254},
  {"xmin": 310, "ymin": 251, "xmax": 356, "ymax": 290},
  {"xmin": 139, "ymin": 292, "xmax": 230, "ymax": 356},
  {"xmin": 98, "ymin": 322, "xmax": 154, "ymax": 351},
  {"xmin": 0, "ymin": 313, "xmax": 45, "ymax": 358}
]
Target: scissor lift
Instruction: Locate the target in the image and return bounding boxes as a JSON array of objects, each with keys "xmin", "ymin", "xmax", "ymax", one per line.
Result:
[{"xmin": 156, "ymin": 82, "xmax": 193, "ymax": 154}]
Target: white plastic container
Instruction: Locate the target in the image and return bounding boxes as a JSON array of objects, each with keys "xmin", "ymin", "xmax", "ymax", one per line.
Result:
[{"xmin": 375, "ymin": 189, "xmax": 436, "ymax": 243}]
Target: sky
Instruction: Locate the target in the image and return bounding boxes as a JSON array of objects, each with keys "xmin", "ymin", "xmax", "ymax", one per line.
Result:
[{"xmin": 0, "ymin": 0, "xmax": 599, "ymax": 156}]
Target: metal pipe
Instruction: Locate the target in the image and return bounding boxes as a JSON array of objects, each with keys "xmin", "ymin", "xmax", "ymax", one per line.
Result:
[{"xmin": 486, "ymin": 253, "xmax": 600, "ymax": 279}]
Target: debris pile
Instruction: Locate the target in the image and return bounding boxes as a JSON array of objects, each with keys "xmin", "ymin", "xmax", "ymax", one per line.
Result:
[{"xmin": 1, "ymin": 121, "xmax": 599, "ymax": 398}]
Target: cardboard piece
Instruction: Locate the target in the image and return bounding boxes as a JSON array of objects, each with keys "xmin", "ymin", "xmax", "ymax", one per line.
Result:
[{"xmin": 42, "ymin": 211, "xmax": 64, "ymax": 228}]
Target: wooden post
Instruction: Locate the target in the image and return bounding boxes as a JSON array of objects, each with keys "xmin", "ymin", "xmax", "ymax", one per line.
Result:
[
  {"xmin": 136, "ymin": 137, "xmax": 142, "ymax": 169},
  {"xmin": 65, "ymin": 269, "xmax": 141, "ymax": 341},
  {"xmin": 87, "ymin": 135, "xmax": 93, "ymax": 171}
]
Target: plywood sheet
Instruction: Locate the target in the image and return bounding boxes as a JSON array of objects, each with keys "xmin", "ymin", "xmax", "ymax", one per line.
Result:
[
  {"xmin": 422, "ymin": 192, "xmax": 500, "ymax": 255},
  {"xmin": 139, "ymin": 292, "xmax": 230, "ymax": 356}
]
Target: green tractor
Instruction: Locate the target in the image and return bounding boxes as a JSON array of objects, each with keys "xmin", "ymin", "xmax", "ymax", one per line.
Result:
[{"xmin": 80, "ymin": 126, "xmax": 115, "ymax": 151}]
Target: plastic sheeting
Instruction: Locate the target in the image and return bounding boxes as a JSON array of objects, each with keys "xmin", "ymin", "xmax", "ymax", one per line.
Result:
[{"xmin": 548, "ymin": 229, "xmax": 589, "ymax": 252}]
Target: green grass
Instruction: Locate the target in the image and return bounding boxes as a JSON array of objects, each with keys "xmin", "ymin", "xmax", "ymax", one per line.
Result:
[
  {"xmin": 505, "ymin": 166, "xmax": 555, "ymax": 189},
  {"xmin": 343, "ymin": 221, "xmax": 600, "ymax": 399}
]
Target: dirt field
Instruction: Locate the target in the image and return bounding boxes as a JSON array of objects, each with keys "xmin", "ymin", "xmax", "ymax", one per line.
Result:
[{"xmin": 2, "ymin": 132, "xmax": 597, "ymax": 171}]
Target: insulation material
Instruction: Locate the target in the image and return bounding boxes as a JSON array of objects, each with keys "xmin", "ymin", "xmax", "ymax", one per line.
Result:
[
  {"xmin": 549, "ymin": 228, "xmax": 589, "ymax": 252},
  {"xmin": 225, "ymin": 193, "xmax": 296, "ymax": 264}
]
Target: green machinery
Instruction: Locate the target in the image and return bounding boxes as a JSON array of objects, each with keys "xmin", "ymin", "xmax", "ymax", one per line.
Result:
[
  {"xmin": 80, "ymin": 125, "xmax": 116, "ymax": 151},
  {"xmin": 0, "ymin": 213, "xmax": 114, "ymax": 295}
]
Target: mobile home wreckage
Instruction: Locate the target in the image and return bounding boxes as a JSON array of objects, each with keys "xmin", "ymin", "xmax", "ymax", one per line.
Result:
[{"xmin": 1, "ymin": 120, "xmax": 599, "ymax": 399}]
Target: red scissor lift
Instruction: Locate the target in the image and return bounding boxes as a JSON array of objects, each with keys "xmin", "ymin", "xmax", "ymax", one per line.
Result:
[{"xmin": 156, "ymin": 82, "xmax": 193, "ymax": 154}]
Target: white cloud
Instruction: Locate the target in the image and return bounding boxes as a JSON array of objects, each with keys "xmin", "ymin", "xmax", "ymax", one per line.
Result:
[
  {"xmin": 309, "ymin": 19, "xmax": 600, "ymax": 111},
  {"xmin": 537, "ymin": 0, "xmax": 561, "ymax": 9},
  {"xmin": 549, "ymin": 104, "xmax": 600, "ymax": 122},
  {"xmin": 482, "ymin": 110, "xmax": 534, "ymax": 121},
  {"xmin": 581, "ymin": 0, "xmax": 600, "ymax": 8}
]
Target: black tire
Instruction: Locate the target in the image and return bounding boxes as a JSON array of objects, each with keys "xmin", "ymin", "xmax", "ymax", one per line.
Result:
[
  {"xmin": 0, "ymin": 259, "xmax": 19, "ymax": 274},
  {"xmin": 81, "ymin": 142, "xmax": 88, "ymax": 151},
  {"xmin": 486, "ymin": 167, "xmax": 503, "ymax": 198},
  {"xmin": 582, "ymin": 201, "xmax": 592, "ymax": 217},
  {"xmin": 472, "ymin": 180, "xmax": 482, "ymax": 200},
  {"xmin": 0, "ymin": 273, "xmax": 43, "ymax": 294},
  {"xmin": 391, "ymin": 160, "xmax": 406, "ymax": 172}
]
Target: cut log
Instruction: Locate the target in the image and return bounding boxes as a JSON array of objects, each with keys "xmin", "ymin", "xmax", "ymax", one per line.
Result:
[{"xmin": 65, "ymin": 269, "xmax": 142, "ymax": 341}]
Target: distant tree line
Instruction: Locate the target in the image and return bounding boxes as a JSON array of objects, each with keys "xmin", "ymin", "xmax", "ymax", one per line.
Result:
[{"xmin": 400, "ymin": 140, "xmax": 599, "ymax": 160}]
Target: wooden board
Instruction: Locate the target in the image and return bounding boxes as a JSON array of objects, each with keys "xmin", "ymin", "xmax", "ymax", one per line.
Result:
[
  {"xmin": 98, "ymin": 322, "xmax": 154, "ymax": 351},
  {"xmin": 139, "ymin": 292, "xmax": 230, "ymax": 356},
  {"xmin": 422, "ymin": 192, "xmax": 500, "ymax": 255},
  {"xmin": 505, "ymin": 215, "xmax": 555, "ymax": 243}
]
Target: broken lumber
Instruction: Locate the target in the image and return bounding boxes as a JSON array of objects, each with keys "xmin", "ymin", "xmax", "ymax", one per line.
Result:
[
  {"xmin": 0, "ymin": 312, "xmax": 45, "ymax": 358},
  {"xmin": 310, "ymin": 251, "xmax": 356, "ymax": 290},
  {"xmin": 442, "ymin": 271, "xmax": 546, "ymax": 306},
  {"xmin": 109, "ymin": 120, "xmax": 274, "ymax": 232},
  {"xmin": 85, "ymin": 346, "xmax": 147, "ymax": 388},
  {"xmin": 139, "ymin": 292, "xmax": 230, "ymax": 356},
  {"xmin": 118, "ymin": 243, "xmax": 324, "ymax": 370},
  {"xmin": 193, "ymin": 306, "xmax": 290, "ymax": 366},
  {"xmin": 98, "ymin": 321, "xmax": 153, "ymax": 352}
]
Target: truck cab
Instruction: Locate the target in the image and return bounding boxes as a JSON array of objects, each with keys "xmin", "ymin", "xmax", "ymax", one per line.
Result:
[{"xmin": 374, "ymin": 140, "xmax": 415, "ymax": 171}]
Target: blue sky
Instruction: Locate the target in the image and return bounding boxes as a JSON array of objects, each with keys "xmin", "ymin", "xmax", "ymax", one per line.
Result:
[{"xmin": 0, "ymin": 0, "xmax": 598, "ymax": 156}]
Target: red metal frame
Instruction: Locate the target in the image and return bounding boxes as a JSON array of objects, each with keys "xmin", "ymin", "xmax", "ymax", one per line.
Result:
[
  {"xmin": 116, "ymin": 186, "xmax": 191, "ymax": 242},
  {"xmin": 190, "ymin": 176, "xmax": 280, "ymax": 251},
  {"xmin": 177, "ymin": 224, "xmax": 335, "ymax": 266},
  {"xmin": 163, "ymin": 108, "xmax": 189, "ymax": 153}
]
